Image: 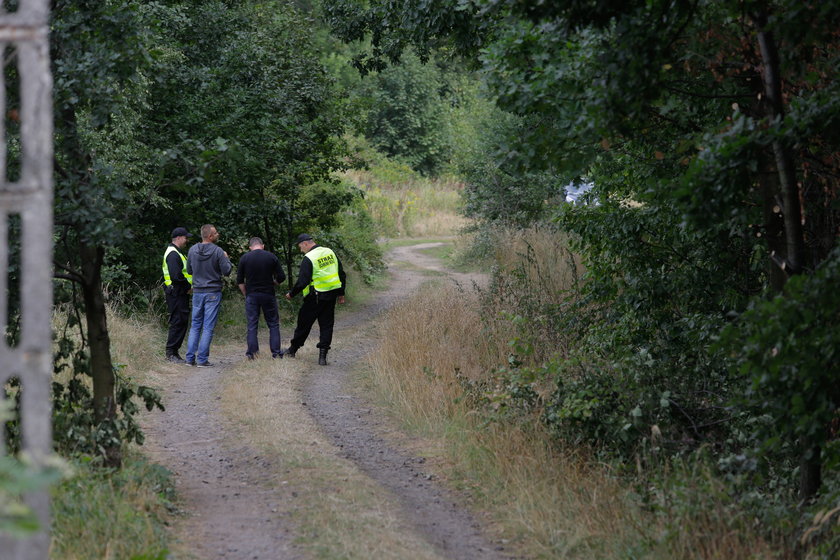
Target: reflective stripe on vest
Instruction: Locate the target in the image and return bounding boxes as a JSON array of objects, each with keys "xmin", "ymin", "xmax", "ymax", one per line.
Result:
[
  {"xmin": 162, "ymin": 245, "xmax": 192, "ymax": 286},
  {"xmin": 302, "ymin": 246, "xmax": 340, "ymax": 297}
]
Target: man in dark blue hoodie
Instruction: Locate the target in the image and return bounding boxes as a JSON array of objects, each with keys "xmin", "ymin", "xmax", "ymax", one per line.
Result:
[{"xmin": 185, "ymin": 224, "xmax": 232, "ymax": 367}]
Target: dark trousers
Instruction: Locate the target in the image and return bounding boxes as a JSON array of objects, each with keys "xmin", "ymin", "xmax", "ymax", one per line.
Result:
[
  {"xmin": 290, "ymin": 293, "xmax": 336, "ymax": 350},
  {"xmin": 245, "ymin": 292, "xmax": 282, "ymax": 357},
  {"xmin": 165, "ymin": 288, "xmax": 190, "ymax": 356}
]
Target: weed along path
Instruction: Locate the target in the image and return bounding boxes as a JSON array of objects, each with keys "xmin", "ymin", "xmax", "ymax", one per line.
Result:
[{"xmin": 142, "ymin": 242, "xmax": 505, "ymax": 560}]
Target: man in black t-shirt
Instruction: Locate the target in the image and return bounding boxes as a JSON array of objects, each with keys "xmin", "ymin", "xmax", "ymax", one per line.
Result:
[{"xmin": 237, "ymin": 237, "xmax": 286, "ymax": 359}]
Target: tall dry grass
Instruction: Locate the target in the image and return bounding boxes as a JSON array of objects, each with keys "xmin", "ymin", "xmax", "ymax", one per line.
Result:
[
  {"xmin": 490, "ymin": 225, "xmax": 583, "ymax": 298},
  {"xmin": 343, "ymin": 169, "xmax": 468, "ymax": 238},
  {"xmin": 50, "ymin": 299, "xmax": 167, "ymax": 389},
  {"xmin": 366, "ymin": 282, "xmax": 508, "ymax": 430},
  {"xmin": 108, "ymin": 307, "xmax": 167, "ymax": 383},
  {"xmin": 476, "ymin": 225, "xmax": 585, "ymax": 366},
  {"xmin": 365, "ymin": 227, "xmax": 778, "ymax": 559},
  {"xmin": 367, "ymin": 282, "xmax": 648, "ymax": 558}
]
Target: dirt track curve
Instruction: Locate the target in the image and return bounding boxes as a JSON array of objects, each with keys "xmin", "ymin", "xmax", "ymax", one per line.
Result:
[{"xmin": 142, "ymin": 243, "xmax": 510, "ymax": 560}]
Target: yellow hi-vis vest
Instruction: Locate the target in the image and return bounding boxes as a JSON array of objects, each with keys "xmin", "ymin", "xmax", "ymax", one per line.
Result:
[
  {"xmin": 162, "ymin": 245, "xmax": 193, "ymax": 286},
  {"xmin": 302, "ymin": 246, "xmax": 340, "ymax": 297}
]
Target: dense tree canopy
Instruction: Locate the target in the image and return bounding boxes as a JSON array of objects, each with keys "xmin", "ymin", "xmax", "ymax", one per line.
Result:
[
  {"xmin": 5, "ymin": 0, "xmax": 361, "ymax": 466},
  {"xmin": 323, "ymin": 0, "xmax": 840, "ymax": 505}
]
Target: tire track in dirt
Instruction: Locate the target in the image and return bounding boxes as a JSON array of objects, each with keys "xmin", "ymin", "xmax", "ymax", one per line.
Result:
[
  {"xmin": 302, "ymin": 243, "xmax": 510, "ymax": 560},
  {"xmin": 142, "ymin": 355, "xmax": 302, "ymax": 560}
]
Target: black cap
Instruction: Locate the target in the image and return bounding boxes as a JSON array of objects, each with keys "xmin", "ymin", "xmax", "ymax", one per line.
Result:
[
  {"xmin": 171, "ymin": 227, "xmax": 193, "ymax": 238},
  {"xmin": 295, "ymin": 233, "xmax": 313, "ymax": 243}
]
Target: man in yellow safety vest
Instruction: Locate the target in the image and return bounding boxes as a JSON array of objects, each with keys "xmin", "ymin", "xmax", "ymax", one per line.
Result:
[
  {"xmin": 162, "ymin": 226, "xmax": 193, "ymax": 362},
  {"xmin": 284, "ymin": 233, "xmax": 346, "ymax": 365}
]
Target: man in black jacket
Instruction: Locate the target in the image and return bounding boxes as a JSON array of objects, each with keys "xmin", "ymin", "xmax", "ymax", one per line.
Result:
[
  {"xmin": 237, "ymin": 237, "xmax": 286, "ymax": 359},
  {"xmin": 162, "ymin": 227, "xmax": 193, "ymax": 363},
  {"xmin": 284, "ymin": 233, "xmax": 346, "ymax": 365}
]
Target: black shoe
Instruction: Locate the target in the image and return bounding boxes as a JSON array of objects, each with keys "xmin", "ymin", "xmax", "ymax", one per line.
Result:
[
  {"xmin": 272, "ymin": 353, "xmax": 283, "ymax": 359},
  {"xmin": 196, "ymin": 362, "xmax": 214, "ymax": 368},
  {"xmin": 167, "ymin": 355, "xmax": 185, "ymax": 364},
  {"xmin": 318, "ymin": 348, "xmax": 328, "ymax": 366},
  {"xmin": 285, "ymin": 346, "xmax": 298, "ymax": 358},
  {"xmin": 246, "ymin": 354, "xmax": 256, "ymax": 361},
  {"xmin": 185, "ymin": 361, "xmax": 196, "ymax": 367}
]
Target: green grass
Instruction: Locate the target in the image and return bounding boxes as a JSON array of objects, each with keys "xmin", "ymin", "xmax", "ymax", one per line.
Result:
[
  {"xmin": 379, "ymin": 236, "xmax": 455, "ymax": 250},
  {"xmin": 417, "ymin": 244, "xmax": 452, "ymax": 260},
  {"xmin": 51, "ymin": 452, "xmax": 176, "ymax": 559},
  {"xmin": 418, "ymin": 242, "xmax": 485, "ymax": 274}
]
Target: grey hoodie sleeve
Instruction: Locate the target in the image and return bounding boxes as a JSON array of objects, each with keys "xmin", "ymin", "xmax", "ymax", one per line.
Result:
[
  {"xmin": 186, "ymin": 246, "xmax": 195, "ymax": 276},
  {"xmin": 218, "ymin": 246, "xmax": 232, "ymax": 276}
]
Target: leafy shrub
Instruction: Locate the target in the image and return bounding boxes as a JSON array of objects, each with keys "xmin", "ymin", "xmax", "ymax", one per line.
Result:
[
  {"xmin": 332, "ymin": 191, "xmax": 385, "ymax": 284},
  {"xmin": 51, "ymin": 363, "xmax": 164, "ymax": 461},
  {"xmin": 720, "ymin": 245, "xmax": 840, "ymax": 490}
]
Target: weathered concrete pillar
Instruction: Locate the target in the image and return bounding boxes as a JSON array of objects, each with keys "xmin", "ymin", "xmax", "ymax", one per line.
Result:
[{"xmin": 0, "ymin": 1, "xmax": 54, "ymax": 558}]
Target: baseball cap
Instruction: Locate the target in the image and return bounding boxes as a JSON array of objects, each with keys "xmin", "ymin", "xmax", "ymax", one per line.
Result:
[
  {"xmin": 295, "ymin": 233, "xmax": 313, "ymax": 243},
  {"xmin": 171, "ymin": 227, "xmax": 193, "ymax": 238}
]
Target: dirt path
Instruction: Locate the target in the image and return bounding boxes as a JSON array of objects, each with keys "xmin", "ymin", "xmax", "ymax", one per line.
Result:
[
  {"xmin": 142, "ymin": 354, "xmax": 302, "ymax": 560},
  {"xmin": 142, "ymin": 242, "xmax": 506, "ymax": 559}
]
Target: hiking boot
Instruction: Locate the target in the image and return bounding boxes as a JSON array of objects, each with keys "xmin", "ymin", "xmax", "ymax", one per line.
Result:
[{"xmin": 318, "ymin": 348, "xmax": 328, "ymax": 366}]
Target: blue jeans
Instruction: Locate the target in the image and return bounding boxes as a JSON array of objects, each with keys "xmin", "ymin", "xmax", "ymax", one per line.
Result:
[
  {"xmin": 185, "ymin": 291, "xmax": 222, "ymax": 364},
  {"xmin": 245, "ymin": 292, "xmax": 282, "ymax": 357}
]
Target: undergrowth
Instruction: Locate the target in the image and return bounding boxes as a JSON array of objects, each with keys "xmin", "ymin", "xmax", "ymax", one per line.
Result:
[
  {"xmin": 364, "ymin": 225, "xmax": 794, "ymax": 559},
  {"xmin": 50, "ymin": 452, "xmax": 175, "ymax": 560}
]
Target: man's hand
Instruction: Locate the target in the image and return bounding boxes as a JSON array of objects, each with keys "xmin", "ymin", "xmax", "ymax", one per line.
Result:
[
  {"xmin": 338, "ymin": 295, "xmax": 346, "ymax": 305},
  {"xmin": 285, "ymin": 292, "xmax": 292, "ymax": 300}
]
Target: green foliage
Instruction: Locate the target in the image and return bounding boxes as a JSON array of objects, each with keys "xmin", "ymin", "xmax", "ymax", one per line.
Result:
[
  {"xmin": 720, "ymin": 246, "xmax": 840, "ymax": 469},
  {"xmin": 453, "ymin": 106, "xmax": 567, "ymax": 227},
  {"xmin": 18, "ymin": 0, "xmax": 365, "ymax": 471},
  {"xmin": 346, "ymin": 134, "xmax": 424, "ymax": 184},
  {"xmin": 323, "ymin": 0, "xmax": 487, "ymax": 74},
  {"xmin": 46, "ymin": 298, "xmax": 164, "ymax": 461},
  {"xmin": 460, "ymin": 162, "xmax": 562, "ymax": 227},
  {"xmin": 363, "ymin": 51, "xmax": 452, "ymax": 176},
  {"xmin": 52, "ymin": 0, "xmax": 161, "ymax": 245},
  {"xmin": 322, "ymin": 0, "xmax": 840, "ymax": 550},
  {"xmin": 132, "ymin": 0, "xmax": 355, "ymax": 284},
  {"xmin": 0, "ymin": 402, "xmax": 68, "ymax": 538},
  {"xmin": 333, "ymin": 190, "xmax": 385, "ymax": 284},
  {"xmin": 51, "ymin": 454, "xmax": 174, "ymax": 559},
  {"xmin": 51, "ymin": 363, "xmax": 164, "ymax": 461}
]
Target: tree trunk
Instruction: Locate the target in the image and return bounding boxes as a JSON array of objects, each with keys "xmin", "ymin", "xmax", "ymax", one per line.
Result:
[
  {"xmin": 755, "ymin": 11, "xmax": 806, "ymax": 276},
  {"xmin": 754, "ymin": 8, "xmax": 817, "ymax": 500},
  {"xmin": 799, "ymin": 441, "xmax": 821, "ymax": 504},
  {"xmin": 79, "ymin": 242, "xmax": 120, "ymax": 468},
  {"xmin": 758, "ymin": 152, "xmax": 787, "ymax": 293}
]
